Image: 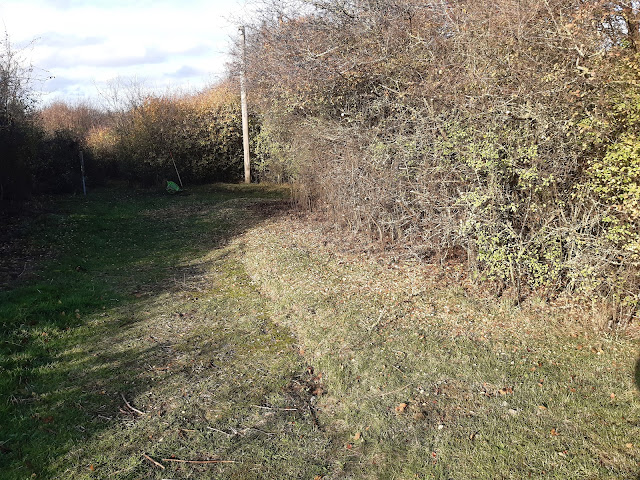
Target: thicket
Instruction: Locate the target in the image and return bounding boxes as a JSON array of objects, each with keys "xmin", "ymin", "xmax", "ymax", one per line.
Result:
[
  {"xmin": 0, "ymin": 33, "xmax": 112, "ymax": 200},
  {"xmin": 0, "ymin": 32, "xmax": 40, "ymax": 201},
  {"xmin": 85, "ymin": 85, "xmax": 254, "ymax": 185},
  {"xmin": 240, "ymin": 0, "xmax": 640, "ymax": 324}
]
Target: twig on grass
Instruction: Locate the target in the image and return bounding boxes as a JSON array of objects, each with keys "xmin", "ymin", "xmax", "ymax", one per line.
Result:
[
  {"xmin": 161, "ymin": 458, "xmax": 237, "ymax": 465},
  {"xmin": 377, "ymin": 383, "xmax": 413, "ymax": 397},
  {"xmin": 17, "ymin": 262, "xmax": 27, "ymax": 278},
  {"xmin": 121, "ymin": 393, "xmax": 146, "ymax": 415},
  {"xmin": 251, "ymin": 404, "xmax": 298, "ymax": 411},
  {"xmin": 142, "ymin": 454, "xmax": 165, "ymax": 470}
]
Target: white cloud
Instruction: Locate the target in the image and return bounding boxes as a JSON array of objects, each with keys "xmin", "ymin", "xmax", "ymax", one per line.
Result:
[{"xmin": 0, "ymin": 0, "xmax": 254, "ymax": 104}]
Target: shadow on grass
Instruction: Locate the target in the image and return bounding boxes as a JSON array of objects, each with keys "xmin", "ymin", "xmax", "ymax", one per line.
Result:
[{"xmin": 0, "ymin": 184, "xmax": 293, "ymax": 479}]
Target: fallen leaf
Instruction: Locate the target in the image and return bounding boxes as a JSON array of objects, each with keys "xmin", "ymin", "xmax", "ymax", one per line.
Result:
[
  {"xmin": 538, "ymin": 405, "xmax": 547, "ymax": 410},
  {"xmin": 353, "ymin": 432, "xmax": 362, "ymax": 441},
  {"xmin": 550, "ymin": 428, "xmax": 559, "ymax": 436},
  {"xmin": 498, "ymin": 387, "xmax": 513, "ymax": 395},
  {"xmin": 395, "ymin": 403, "xmax": 408, "ymax": 414},
  {"xmin": 610, "ymin": 393, "xmax": 616, "ymax": 400},
  {"xmin": 346, "ymin": 443, "xmax": 353, "ymax": 450},
  {"xmin": 89, "ymin": 464, "xmax": 95, "ymax": 471},
  {"xmin": 625, "ymin": 443, "xmax": 633, "ymax": 449}
]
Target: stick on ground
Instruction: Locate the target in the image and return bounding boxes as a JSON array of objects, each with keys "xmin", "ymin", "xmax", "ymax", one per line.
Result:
[
  {"xmin": 142, "ymin": 454, "xmax": 165, "ymax": 469},
  {"xmin": 121, "ymin": 393, "xmax": 146, "ymax": 415},
  {"xmin": 161, "ymin": 458, "xmax": 237, "ymax": 464}
]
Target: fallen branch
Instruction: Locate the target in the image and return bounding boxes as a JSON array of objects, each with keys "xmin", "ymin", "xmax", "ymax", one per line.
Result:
[
  {"xmin": 142, "ymin": 454, "xmax": 165, "ymax": 470},
  {"xmin": 121, "ymin": 393, "xmax": 146, "ymax": 415},
  {"xmin": 161, "ymin": 458, "xmax": 236, "ymax": 464}
]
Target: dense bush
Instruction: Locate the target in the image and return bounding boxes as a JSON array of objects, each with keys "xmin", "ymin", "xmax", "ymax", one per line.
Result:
[
  {"xmin": 240, "ymin": 0, "xmax": 640, "ymax": 323},
  {"xmin": 0, "ymin": 33, "xmax": 40, "ymax": 202},
  {"xmin": 3, "ymin": 67, "xmax": 256, "ymax": 202},
  {"xmin": 1, "ymin": 36, "xmax": 108, "ymax": 201},
  {"xmin": 0, "ymin": 121, "xmax": 40, "ymax": 201},
  {"xmin": 85, "ymin": 84, "xmax": 256, "ymax": 186}
]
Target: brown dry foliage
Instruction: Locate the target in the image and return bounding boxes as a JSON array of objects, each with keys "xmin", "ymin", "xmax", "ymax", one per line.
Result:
[{"xmin": 240, "ymin": 0, "xmax": 640, "ymax": 324}]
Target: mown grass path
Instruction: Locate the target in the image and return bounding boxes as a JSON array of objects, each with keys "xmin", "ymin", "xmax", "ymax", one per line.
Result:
[
  {"xmin": 1, "ymin": 185, "xmax": 639, "ymax": 479},
  {"xmin": 1, "ymin": 185, "xmax": 331, "ymax": 479}
]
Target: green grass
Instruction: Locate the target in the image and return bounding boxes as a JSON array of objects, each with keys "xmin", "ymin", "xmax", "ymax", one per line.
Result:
[
  {"xmin": 1, "ymin": 184, "xmax": 330, "ymax": 479},
  {"xmin": 242, "ymin": 218, "xmax": 640, "ymax": 479},
  {"xmin": 1, "ymin": 184, "xmax": 639, "ymax": 479}
]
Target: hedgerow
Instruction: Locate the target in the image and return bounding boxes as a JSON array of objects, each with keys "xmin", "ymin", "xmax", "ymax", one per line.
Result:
[{"xmin": 239, "ymin": 0, "xmax": 640, "ymax": 325}]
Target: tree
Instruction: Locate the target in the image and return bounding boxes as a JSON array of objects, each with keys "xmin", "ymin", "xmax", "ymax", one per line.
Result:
[{"xmin": 0, "ymin": 31, "xmax": 40, "ymax": 202}]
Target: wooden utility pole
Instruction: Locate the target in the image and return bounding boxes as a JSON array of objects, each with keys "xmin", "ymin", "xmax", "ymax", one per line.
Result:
[
  {"xmin": 79, "ymin": 150, "xmax": 86, "ymax": 195},
  {"xmin": 239, "ymin": 25, "xmax": 251, "ymax": 183}
]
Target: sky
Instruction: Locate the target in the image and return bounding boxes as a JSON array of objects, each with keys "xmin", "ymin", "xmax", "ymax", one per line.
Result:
[{"xmin": 0, "ymin": 0, "xmax": 255, "ymax": 106}]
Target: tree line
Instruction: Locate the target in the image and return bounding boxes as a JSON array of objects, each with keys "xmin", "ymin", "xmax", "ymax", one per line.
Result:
[
  {"xmin": 3, "ymin": 1, "xmax": 640, "ymax": 323},
  {"xmin": 0, "ymin": 35, "xmax": 252, "ymax": 202}
]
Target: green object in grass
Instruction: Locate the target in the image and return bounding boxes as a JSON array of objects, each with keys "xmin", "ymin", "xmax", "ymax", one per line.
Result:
[{"xmin": 166, "ymin": 180, "xmax": 181, "ymax": 194}]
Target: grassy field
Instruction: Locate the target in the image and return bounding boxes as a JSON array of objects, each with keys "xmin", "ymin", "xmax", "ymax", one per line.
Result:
[{"xmin": 0, "ymin": 185, "xmax": 638, "ymax": 479}]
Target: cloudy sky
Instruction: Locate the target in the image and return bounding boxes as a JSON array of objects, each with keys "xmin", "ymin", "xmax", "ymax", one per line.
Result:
[{"xmin": 0, "ymin": 0, "xmax": 254, "ymax": 106}]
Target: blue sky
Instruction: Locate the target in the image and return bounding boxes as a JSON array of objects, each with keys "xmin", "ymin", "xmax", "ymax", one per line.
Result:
[{"xmin": 0, "ymin": 0, "xmax": 253, "ymax": 105}]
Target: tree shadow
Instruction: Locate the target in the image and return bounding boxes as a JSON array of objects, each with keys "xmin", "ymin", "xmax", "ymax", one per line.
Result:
[{"xmin": 0, "ymin": 184, "xmax": 294, "ymax": 478}]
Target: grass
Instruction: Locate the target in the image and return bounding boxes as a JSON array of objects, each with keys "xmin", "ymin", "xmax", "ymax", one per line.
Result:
[
  {"xmin": 0, "ymin": 184, "xmax": 638, "ymax": 479},
  {"xmin": 0, "ymin": 184, "xmax": 329, "ymax": 479},
  {"xmin": 242, "ymin": 217, "xmax": 640, "ymax": 479}
]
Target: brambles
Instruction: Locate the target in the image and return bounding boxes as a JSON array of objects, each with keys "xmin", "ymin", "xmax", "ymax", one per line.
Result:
[{"xmin": 240, "ymin": 0, "xmax": 640, "ymax": 323}]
